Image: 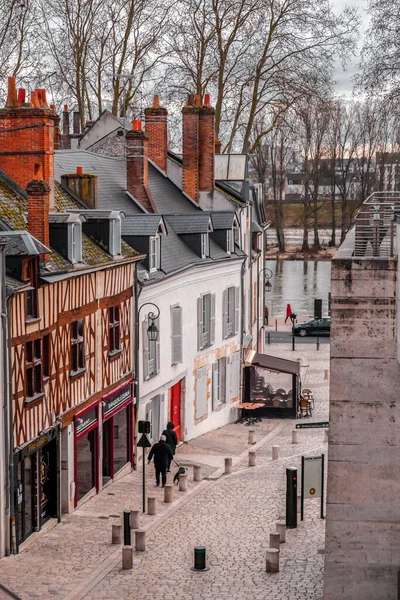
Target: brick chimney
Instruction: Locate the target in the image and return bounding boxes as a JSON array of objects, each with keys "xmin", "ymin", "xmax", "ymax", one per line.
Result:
[
  {"xmin": 215, "ymin": 138, "xmax": 222, "ymax": 153},
  {"xmin": 26, "ymin": 164, "xmax": 50, "ymax": 259},
  {"xmin": 61, "ymin": 105, "xmax": 71, "ymax": 150},
  {"xmin": 182, "ymin": 93, "xmax": 200, "ymax": 201},
  {"xmin": 199, "ymin": 93, "xmax": 215, "ymax": 193},
  {"xmin": 144, "ymin": 95, "xmax": 168, "ymax": 172},
  {"xmin": 0, "ymin": 77, "xmax": 56, "ymax": 194},
  {"xmin": 126, "ymin": 120, "xmax": 156, "ymax": 212},
  {"xmin": 52, "ymin": 105, "xmax": 61, "ymax": 150},
  {"xmin": 61, "ymin": 166, "xmax": 98, "ymax": 209}
]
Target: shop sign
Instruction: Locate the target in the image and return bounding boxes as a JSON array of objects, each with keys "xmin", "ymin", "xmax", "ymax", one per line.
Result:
[
  {"xmin": 103, "ymin": 383, "xmax": 132, "ymax": 417},
  {"xmin": 28, "ymin": 435, "xmax": 48, "ymax": 455},
  {"xmin": 76, "ymin": 406, "xmax": 97, "ymax": 436},
  {"xmin": 303, "ymin": 455, "xmax": 323, "ymax": 499}
]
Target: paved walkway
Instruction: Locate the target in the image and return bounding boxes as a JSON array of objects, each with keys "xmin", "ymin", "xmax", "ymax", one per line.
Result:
[{"xmin": 0, "ymin": 342, "xmax": 329, "ymax": 600}]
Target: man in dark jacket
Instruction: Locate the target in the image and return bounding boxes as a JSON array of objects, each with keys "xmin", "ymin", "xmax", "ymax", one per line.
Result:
[
  {"xmin": 162, "ymin": 421, "xmax": 178, "ymax": 473},
  {"xmin": 148, "ymin": 435, "xmax": 173, "ymax": 487}
]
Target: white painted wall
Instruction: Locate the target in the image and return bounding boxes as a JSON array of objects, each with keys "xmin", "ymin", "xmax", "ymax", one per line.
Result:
[{"xmin": 137, "ymin": 259, "xmax": 243, "ymax": 440}]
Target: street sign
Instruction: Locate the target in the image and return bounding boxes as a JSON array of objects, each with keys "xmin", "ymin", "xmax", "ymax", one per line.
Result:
[
  {"xmin": 137, "ymin": 433, "xmax": 151, "ymax": 448},
  {"xmin": 296, "ymin": 422, "xmax": 329, "ymax": 429},
  {"xmin": 303, "ymin": 456, "xmax": 323, "ymax": 499},
  {"xmin": 138, "ymin": 420, "xmax": 151, "ymax": 434},
  {"xmin": 314, "ymin": 299, "xmax": 322, "ymax": 319}
]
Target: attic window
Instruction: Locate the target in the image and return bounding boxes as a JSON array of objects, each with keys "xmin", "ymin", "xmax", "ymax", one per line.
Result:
[
  {"xmin": 227, "ymin": 229, "xmax": 233, "ymax": 255},
  {"xmin": 109, "ymin": 217, "xmax": 122, "ymax": 256},
  {"xmin": 149, "ymin": 235, "xmax": 160, "ymax": 272},
  {"xmin": 201, "ymin": 234, "xmax": 209, "ymax": 259},
  {"xmin": 68, "ymin": 222, "xmax": 82, "ymax": 263}
]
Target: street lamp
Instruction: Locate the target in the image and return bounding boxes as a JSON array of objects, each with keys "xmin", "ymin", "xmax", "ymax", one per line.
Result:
[
  {"xmin": 146, "ymin": 316, "xmax": 159, "ymax": 342},
  {"xmin": 257, "ymin": 267, "xmax": 273, "ymax": 352}
]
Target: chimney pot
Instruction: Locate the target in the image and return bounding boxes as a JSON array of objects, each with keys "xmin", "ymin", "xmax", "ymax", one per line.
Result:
[
  {"xmin": 204, "ymin": 93, "xmax": 211, "ymax": 106},
  {"xmin": 132, "ymin": 119, "xmax": 142, "ymax": 131},
  {"xmin": 50, "ymin": 104, "xmax": 55, "ymax": 110},
  {"xmin": 39, "ymin": 88, "xmax": 49, "ymax": 108},
  {"xmin": 76, "ymin": 166, "xmax": 83, "ymax": 175},
  {"xmin": 31, "ymin": 90, "xmax": 40, "ymax": 108},
  {"xmin": 6, "ymin": 76, "xmax": 18, "ymax": 108},
  {"xmin": 33, "ymin": 163, "xmax": 43, "ymax": 180},
  {"xmin": 153, "ymin": 95, "xmax": 160, "ymax": 108},
  {"xmin": 17, "ymin": 88, "xmax": 26, "ymax": 106},
  {"xmin": 194, "ymin": 94, "xmax": 201, "ymax": 107}
]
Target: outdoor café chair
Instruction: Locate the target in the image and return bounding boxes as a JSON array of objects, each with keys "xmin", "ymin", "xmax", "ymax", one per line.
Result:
[{"xmin": 299, "ymin": 398, "xmax": 312, "ymax": 418}]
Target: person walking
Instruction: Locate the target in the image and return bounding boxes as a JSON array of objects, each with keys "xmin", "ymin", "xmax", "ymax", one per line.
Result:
[
  {"xmin": 264, "ymin": 306, "xmax": 269, "ymax": 326},
  {"xmin": 162, "ymin": 421, "xmax": 178, "ymax": 473},
  {"xmin": 285, "ymin": 303, "xmax": 292, "ymax": 324},
  {"xmin": 148, "ymin": 435, "xmax": 173, "ymax": 487}
]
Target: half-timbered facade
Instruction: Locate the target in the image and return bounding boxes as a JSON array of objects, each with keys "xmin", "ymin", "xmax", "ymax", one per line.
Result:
[{"xmin": 0, "ymin": 77, "xmax": 142, "ymax": 552}]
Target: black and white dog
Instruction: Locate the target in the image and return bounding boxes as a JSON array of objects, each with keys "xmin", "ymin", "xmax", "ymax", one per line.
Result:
[{"xmin": 173, "ymin": 465, "xmax": 187, "ymax": 485}]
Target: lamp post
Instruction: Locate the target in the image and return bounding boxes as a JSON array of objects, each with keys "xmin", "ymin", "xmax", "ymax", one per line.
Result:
[
  {"xmin": 135, "ymin": 300, "xmax": 160, "ymax": 512},
  {"xmin": 257, "ymin": 267, "xmax": 273, "ymax": 352}
]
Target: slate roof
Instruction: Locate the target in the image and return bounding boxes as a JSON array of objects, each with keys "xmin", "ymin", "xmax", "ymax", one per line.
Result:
[
  {"xmin": 163, "ymin": 213, "xmax": 212, "ymax": 234},
  {"xmin": 0, "ymin": 231, "xmax": 50, "ymax": 256},
  {"xmin": 147, "ymin": 164, "xmax": 199, "ymax": 214},
  {"xmin": 122, "ymin": 215, "xmax": 165, "ymax": 237},
  {"xmin": 210, "ymin": 212, "xmax": 237, "ymax": 230}
]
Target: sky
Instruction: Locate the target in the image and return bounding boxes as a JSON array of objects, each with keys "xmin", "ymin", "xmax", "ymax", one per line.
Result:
[{"xmin": 333, "ymin": 0, "xmax": 369, "ymax": 96}]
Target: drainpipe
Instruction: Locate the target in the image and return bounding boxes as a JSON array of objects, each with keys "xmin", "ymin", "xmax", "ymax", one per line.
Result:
[
  {"xmin": 239, "ymin": 257, "xmax": 246, "ymax": 402},
  {"xmin": 133, "ymin": 271, "xmax": 143, "ymax": 469},
  {"xmin": 7, "ymin": 290, "xmax": 16, "ymax": 553},
  {"xmin": 1, "ymin": 246, "xmax": 10, "ymax": 555}
]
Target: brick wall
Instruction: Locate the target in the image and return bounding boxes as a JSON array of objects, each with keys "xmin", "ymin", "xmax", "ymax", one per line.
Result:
[
  {"xmin": 126, "ymin": 120, "xmax": 156, "ymax": 213},
  {"xmin": 182, "ymin": 94, "xmax": 200, "ymax": 202},
  {"xmin": 144, "ymin": 95, "xmax": 168, "ymax": 172},
  {"xmin": 199, "ymin": 94, "xmax": 215, "ymax": 193}
]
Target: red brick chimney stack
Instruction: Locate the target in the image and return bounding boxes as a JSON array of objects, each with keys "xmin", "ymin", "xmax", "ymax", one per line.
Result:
[
  {"xmin": 144, "ymin": 94, "xmax": 168, "ymax": 172},
  {"xmin": 26, "ymin": 163, "xmax": 50, "ymax": 259},
  {"xmin": 61, "ymin": 166, "xmax": 98, "ymax": 209},
  {"xmin": 199, "ymin": 93, "xmax": 215, "ymax": 193},
  {"xmin": 215, "ymin": 139, "xmax": 222, "ymax": 153},
  {"xmin": 6, "ymin": 76, "xmax": 18, "ymax": 107},
  {"xmin": 126, "ymin": 119, "xmax": 156, "ymax": 212},
  {"xmin": 182, "ymin": 93, "xmax": 200, "ymax": 202}
]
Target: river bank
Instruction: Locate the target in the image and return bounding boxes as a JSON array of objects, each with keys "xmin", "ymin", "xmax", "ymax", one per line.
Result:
[{"xmin": 267, "ymin": 244, "xmax": 336, "ymax": 261}]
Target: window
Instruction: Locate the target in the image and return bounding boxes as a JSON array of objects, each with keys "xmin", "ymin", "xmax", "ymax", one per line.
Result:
[
  {"xmin": 143, "ymin": 317, "xmax": 160, "ymax": 379},
  {"xmin": 223, "ymin": 287, "xmax": 239, "ymax": 339},
  {"xmin": 227, "ymin": 230, "xmax": 233, "ymax": 255},
  {"xmin": 234, "ymin": 227, "xmax": 241, "ymax": 250},
  {"xmin": 43, "ymin": 334, "xmax": 50, "ymax": 378},
  {"xmin": 195, "ymin": 366, "xmax": 208, "ymax": 419},
  {"xmin": 109, "ymin": 306, "xmax": 121, "ymax": 354},
  {"xmin": 146, "ymin": 394, "xmax": 164, "ymax": 442},
  {"xmin": 109, "ymin": 218, "xmax": 121, "ymax": 256},
  {"xmin": 171, "ymin": 305, "xmax": 182, "ymax": 364},
  {"xmin": 149, "ymin": 235, "xmax": 160, "ymax": 272},
  {"xmin": 212, "ymin": 357, "xmax": 226, "ymax": 409},
  {"xmin": 197, "ymin": 293, "xmax": 215, "ymax": 350},
  {"xmin": 68, "ymin": 222, "xmax": 82, "ymax": 263},
  {"xmin": 24, "ymin": 259, "xmax": 38, "ymax": 319},
  {"xmin": 201, "ymin": 234, "xmax": 209, "ymax": 259},
  {"xmin": 25, "ymin": 339, "xmax": 42, "ymax": 400},
  {"xmin": 71, "ymin": 319, "xmax": 84, "ymax": 372}
]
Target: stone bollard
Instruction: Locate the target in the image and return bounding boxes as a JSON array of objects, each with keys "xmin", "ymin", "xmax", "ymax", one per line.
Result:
[
  {"xmin": 130, "ymin": 510, "xmax": 140, "ymax": 530},
  {"xmin": 269, "ymin": 532, "xmax": 281, "ymax": 550},
  {"xmin": 249, "ymin": 451, "xmax": 256, "ymax": 467},
  {"xmin": 178, "ymin": 473, "xmax": 188, "ymax": 492},
  {"xmin": 248, "ymin": 429, "xmax": 255, "ymax": 445},
  {"xmin": 276, "ymin": 521, "xmax": 286, "ymax": 543},
  {"xmin": 225, "ymin": 457, "xmax": 233, "ymax": 475},
  {"xmin": 324, "ymin": 429, "xmax": 329, "ymax": 442},
  {"xmin": 324, "ymin": 369, "xmax": 329, "ymax": 380},
  {"xmin": 122, "ymin": 545, "xmax": 133, "ymax": 569},
  {"xmin": 111, "ymin": 524, "xmax": 122, "ymax": 545},
  {"xmin": 147, "ymin": 497, "xmax": 156, "ymax": 516},
  {"xmin": 135, "ymin": 530, "xmax": 146, "ymax": 552},
  {"xmin": 266, "ymin": 548, "xmax": 280, "ymax": 573},
  {"xmin": 272, "ymin": 445, "xmax": 279, "ymax": 460},
  {"xmin": 164, "ymin": 484, "xmax": 173, "ymax": 503},
  {"xmin": 193, "ymin": 464, "xmax": 202, "ymax": 482},
  {"xmin": 292, "ymin": 430, "xmax": 299, "ymax": 444}
]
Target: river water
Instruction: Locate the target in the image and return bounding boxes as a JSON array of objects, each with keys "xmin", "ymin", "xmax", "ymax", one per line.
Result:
[{"xmin": 265, "ymin": 259, "xmax": 331, "ymax": 318}]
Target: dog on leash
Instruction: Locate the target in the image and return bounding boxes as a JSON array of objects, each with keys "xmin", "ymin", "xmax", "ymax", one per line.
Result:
[{"xmin": 173, "ymin": 466, "xmax": 187, "ymax": 485}]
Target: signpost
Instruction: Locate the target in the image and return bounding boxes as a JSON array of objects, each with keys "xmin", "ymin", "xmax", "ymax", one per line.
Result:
[
  {"xmin": 314, "ymin": 299, "xmax": 322, "ymax": 351},
  {"xmin": 137, "ymin": 421, "xmax": 151, "ymax": 513},
  {"xmin": 296, "ymin": 422, "xmax": 329, "ymax": 429},
  {"xmin": 301, "ymin": 454, "xmax": 325, "ymax": 520}
]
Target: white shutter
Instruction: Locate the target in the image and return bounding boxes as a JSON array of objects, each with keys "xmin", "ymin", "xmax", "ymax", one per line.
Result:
[
  {"xmin": 155, "ymin": 319, "xmax": 160, "ymax": 374},
  {"xmin": 231, "ymin": 352, "xmax": 240, "ymax": 399},
  {"xmin": 171, "ymin": 306, "xmax": 182, "ymax": 364},
  {"xmin": 197, "ymin": 297, "xmax": 203, "ymax": 350},
  {"xmin": 195, "ymin": 366, "xmax": 208, "ymax": 419},
  {"xmin": 222, "ymin": 289, "xmax": 228, "ymax": 339},
  {"xmin": 212, "ymin": 362, "xmax": 219, "ymax": 410},
  {"xmin": 225, "ymin": 355, "xmax": 231, "ymax": 403},
  {"xmin": 220, "ymin": 357, "xmax": 226, "ymax": 403},
  {"xmin": 235, "ymin": 287, "xmax": 240, "ymax": 334},
  {"xmin": 142, "ymin": 320, "xmax": 149, "ymax": 380},
  {"xmin": 159, "ymin": 394, "xmax": 165, "ymax": 438},
  {"xmin": 210, "ymin": 294, "xmax": 216, "ymax": 345}
]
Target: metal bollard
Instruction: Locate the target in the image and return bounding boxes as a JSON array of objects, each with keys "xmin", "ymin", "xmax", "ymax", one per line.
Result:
[
  {"xmin": 266, "ymin": 548, "xmax": 280, "ymax": 573},
  {"xmin": 130, "ymin": 510, "xmax": 140, "ymax": 530},
  {"xmin": 164, "ymin": 484, "xmax": 173, "ymax": 503},
  {"xmin": 269, "ymin": 532, "xmax": 281, "ymax": 550},
  {"xmin": 193, "ymin": 464, "xmax": 202, "ymax": 482},
  {"xmin": 272, "ymin": 445, "xmax": 279, "ymax": 460},
  {"xmin": 123, "ymin": 509, "xmax": 131, "ymax": 546},
  {"xmin": 111, "ymin": 524, "xmax": 122, "ymax": 545},
  {"xmin": 135, "ymin": 529, "xmax": 146, "ymax": 552},
  {"xmin": 122, "ymin": 545, "xmax": 133, "ymax": 569},
  {"xmin": 324, "ymin": 429, "xmax": 329, "ymax": 442},
  {"xmin": 292, "ymin": 430, "xmax": 299, "ymax": 444},
  {"xmin": 276, "ymin": 521, "xmax": 286, "ymax": 543},
  {"xmin": 178, "ymin": 473, "xmax": 188, "ymax": 492},
  {"xmin": 191, "ymin": 546, "xmax": 209, "ymax": 571},
  {"xmin": 224, "ymin": 457, "xmax": 233, "ymax": 474},
  {"xmin": 249, "ymin": 451, "xmax": 256, "ymax": 467},
  {"xmin": 292, "ymin": 336, "xmax": 295, "ymax": 351},
  {"xmin": 147, "ymin": 497, "xmax": 156, "ymax": 515},
  {"xmin": 248, "ymin": 429, "xmax": 255, "ymax": 445}
]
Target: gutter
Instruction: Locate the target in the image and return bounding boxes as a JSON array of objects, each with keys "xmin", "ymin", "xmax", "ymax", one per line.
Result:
[{"xmin": 6, "ymin": 289, "xmax": 16, "ymax": 553}]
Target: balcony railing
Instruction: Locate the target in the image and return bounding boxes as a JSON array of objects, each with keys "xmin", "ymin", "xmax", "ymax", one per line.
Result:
[{"xmin": 354, "ymin": 192, "xmax": 400, "ymax": 257}]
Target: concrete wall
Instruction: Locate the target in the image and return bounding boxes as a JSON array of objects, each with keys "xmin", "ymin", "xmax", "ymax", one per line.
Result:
[{"xmin": 324, "ymin": 247, "xmax": 400, "ymax": 599}]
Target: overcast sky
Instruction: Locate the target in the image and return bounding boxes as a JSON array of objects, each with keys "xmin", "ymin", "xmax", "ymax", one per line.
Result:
[{"xmin": 333, "ymin": 0, "xmax": 369, "ymax": 96}]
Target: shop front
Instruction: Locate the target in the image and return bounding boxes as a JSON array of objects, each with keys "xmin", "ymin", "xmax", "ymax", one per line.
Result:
[
  {"xmin": 74, "ymin": 404, "xmax": 99, "ymax": 506},
  {"xmin": 101, "ymin": 380, "xmax": 134, "ymax": 485},
  {"xmin": 14, "ymin": 426, "xmax": 60, "ymax": 550}
]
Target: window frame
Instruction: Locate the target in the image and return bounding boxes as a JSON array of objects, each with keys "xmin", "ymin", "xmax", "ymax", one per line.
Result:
[
  {"xmin": 23, "ymin": 258, "xmax": 38, "ymax": 320},
  {"xmin": 201, "ymin": 233, "xmax": 209, "ymax": 259},
  {"xmin": 71, "ymin": 318, "xmax": 85, "ymax": 374},
  {"xmin": 68, "ymin": 222, "xmax": 83, "ymax": 264},
  {"xmin": 109, "ymin": 306, "xmax": 121, "ymax": 355},
  {"xmin": 25, "ymin": 339, "xmax": 43, "ymax": 402},
  {"xmin": 149, "ymin": 235, "xmax": 160, "ymax": 272}
]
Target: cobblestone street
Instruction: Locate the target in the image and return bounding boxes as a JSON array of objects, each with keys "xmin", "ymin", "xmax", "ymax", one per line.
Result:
[{"xmin": 0, "ymin": 341, "xmax": 329, "ymax": 600}]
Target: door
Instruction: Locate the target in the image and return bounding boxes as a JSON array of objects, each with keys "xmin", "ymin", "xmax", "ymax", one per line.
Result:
[
  {"xmin": 170, "ymin": 381, "xmax": 181, "ymax": 441},
  {"xmin": 40, "ymin": 439, "xmax": 57, "ymax": 525},
  {"xmin": 102, "ymin": 419, "xmax": 112, "ymax": 484}
]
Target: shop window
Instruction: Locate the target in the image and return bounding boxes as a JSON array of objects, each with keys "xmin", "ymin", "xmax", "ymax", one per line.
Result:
[
  {"xmin": 76, "ymin": 430, "xmax": 97, "ymax": 501},
  {"xmin": 71, "ymin": 319, "xmax": 85, "ymax": 373},
  {"xmin": 109, "ymin": 306, "xmax": 121, "ymax": 354},
  {"xmin": 23, "ymin": 258, "xmax": 38, "ymax": 319},
  {"xmin": 26, "ymin": 339, "xmax": 42, "ymax": 400},
  {"xmin": 113, "ymin": 406, "xmax": 129, "ymax": 473}
]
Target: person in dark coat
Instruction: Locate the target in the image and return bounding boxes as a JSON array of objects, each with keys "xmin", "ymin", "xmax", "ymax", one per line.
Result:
[
  {"xmin": 162, "ymin": 421, "xmax": 178, "ymax": 473},
  {"xmin": 148, "ymin": 435, "xmax": 173, "ymax": 487}
]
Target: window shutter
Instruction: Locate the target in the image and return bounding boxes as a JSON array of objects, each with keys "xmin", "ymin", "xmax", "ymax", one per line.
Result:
[
  {"xmin": 155, "ymin": 318, "xmax": 160, "ymax": 374},
  {"xmin": 210, "ymin": 294, "xmax": 216, "ymax": 345},
  {"xmin": 220, "ymin": 356, "xmax": 226, "ymax": 403},
  {"xmin": 231, "ymin": 352, "xmax": 240, "ymax": 398},
  {"xmin": 222, "ymin": 289, "xmax": 228, "ymax": 339},
  {"xmin": 142, "ymin": 320, "xmax": 149, "ymax": 381},
  {"xmin": 225, "ymin": 355, "xmax": 231, "ymax": 403},
  {"xmin": 158, "ymin": 394, "xmax": 165, "ymax": 439},
  {"xmin": 235, "ymin": 286, "xmax": 240, "ymax": 334},
  {"xmin": 212, "ymin": 362, "xmax": 219, "ymax": 410},
  {"xmin": 171, "ymin": 306, "xmax": 182, "ymax": 364},
  {"xmin": 195, "ymin": 366, "xmax": 207, "ymax": 419},
  {"xmin": 197, "ymin": 297, "xmax": 203, "ymax": 351}
]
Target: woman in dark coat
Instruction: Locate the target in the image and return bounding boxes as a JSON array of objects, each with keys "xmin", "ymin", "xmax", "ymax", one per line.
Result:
[
  {"xmin": 162, "ymin": 421, "xmax": 178, "ymax": 472},
  {"xmin": 148, "ymin": 435, "xmax": 173, "ymax": 487}
]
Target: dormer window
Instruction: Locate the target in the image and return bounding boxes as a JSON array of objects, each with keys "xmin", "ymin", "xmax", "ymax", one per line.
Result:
[
  {"xmin": 201, "ymin": 234, "xmax": 209, "ymax": 259},
  {"xmin": 227, "ymin": 230, "xmax": 233, "ymax": 255},
  {"xmin": 109, "ymin": 216, "xmax": 122, "ymax": 256},
  {"xmin": 68, "ymin": 221, "xmax": 82, "ymax": 263},
  {"xmin": 149, "ymin": 235, "xmax": 160, "ymax": 272}
]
